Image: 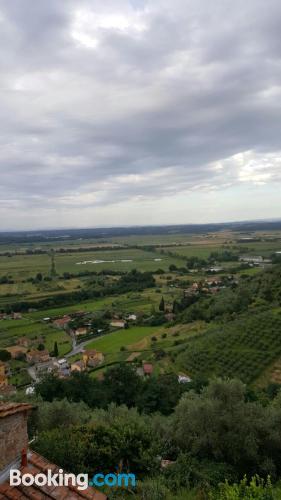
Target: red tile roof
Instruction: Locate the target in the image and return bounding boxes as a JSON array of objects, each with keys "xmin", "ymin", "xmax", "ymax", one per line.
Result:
[
  {"xmin": 0, "ymin": 402, "xmax": 33, "ymax": 418},
  {"xmin": 0, "ymin": 451, "xmax": 106, "ymax": 499},
  {"xmin": 143, "ymin": 363, "xmax": 153, "ymax": 374}
]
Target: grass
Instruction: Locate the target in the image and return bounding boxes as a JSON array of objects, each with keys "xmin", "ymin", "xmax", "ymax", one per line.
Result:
[
  {"xmin": 24, "ymin": 286, "xmax": 181, "ymax": 321},
  {"xmin": 0, "ymin": 318, "xmax": 72, "ymax": 355},
  {"xmin": 0, "ymin": 248, "xmax": 184, "ymax": 281},
  {"xmin": 86, "ymin": 326, "xmax": 160, "ymax": 354}
]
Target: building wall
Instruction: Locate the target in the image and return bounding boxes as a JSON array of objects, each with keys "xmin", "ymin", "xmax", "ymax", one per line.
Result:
[{"xmin": 0, "ymin": 413, "xmax": 28, "ymax": 469}]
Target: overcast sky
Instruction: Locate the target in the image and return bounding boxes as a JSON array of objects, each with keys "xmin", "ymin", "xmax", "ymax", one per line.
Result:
[{"xmin": 0, "ymin": 0, "xmax": 281, "ymax": 230}]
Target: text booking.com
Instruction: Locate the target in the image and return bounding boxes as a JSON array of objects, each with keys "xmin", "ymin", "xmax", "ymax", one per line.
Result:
[{"xmin": 10, "ymin": 468, "xmax": 136, "ymax": 490}]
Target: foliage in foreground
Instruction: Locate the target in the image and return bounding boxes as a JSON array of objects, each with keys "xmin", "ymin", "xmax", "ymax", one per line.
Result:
[
  {"xmin": 209, "ymin": 475, "xmax": 273, "ymax": 499},
  {"xmin": 29, "ymin": 378, "xmax": 281, "ymax": 498}
]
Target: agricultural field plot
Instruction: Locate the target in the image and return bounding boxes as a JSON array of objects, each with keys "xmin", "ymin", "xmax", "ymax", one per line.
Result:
[
  {"xmin": 239, "ymin": 240, "xmax": 281, "ymax": 256},
  {"xmin": 86, "ymin": 326, "xmax": 160, "ymax": 357},
  {"xmin": 106, "ymin": 230, "xmax": 240, "ymax": 247},
  {"xmin": 25, "ymin": 286, "xmax": 182, "ymax": 321},
  {"xmin": 54, "ymin": 248, "xmax": 182, "ymax": 274},
  {"xmin": 0, "ymin": 253, "xmax": 51, "ymax": 280},
  {"xmin": 0, "ymin": 278, "xmax": 83, "ymax": 305},
  {"xmin": 158, "ymin": 244, "xmax": 227, "ymax": 259},
  {"xmin": 0, "ymin": 318, "xmax": 71, "ymax": 356},
  {"xmin": 0, "ymin": 247, "xmax": 183, "ymax": 280},
  {"xmin": 84, "ymin": 322, "xmax": 206, "ymax": 372},
  {"xmin": 175, "ymin": 311, "xmax": 281, "ymax": 384}
]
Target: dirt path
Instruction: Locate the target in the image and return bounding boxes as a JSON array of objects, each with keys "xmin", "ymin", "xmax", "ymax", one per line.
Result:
[{"xmin": 126, "ymin": 351, "xmax": 141, "ymax": 362}]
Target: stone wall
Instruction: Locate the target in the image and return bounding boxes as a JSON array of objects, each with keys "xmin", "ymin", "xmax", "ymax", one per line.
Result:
[{"xmin": 0, "ymin": 412, "xmax": 28, "ymax": 470}]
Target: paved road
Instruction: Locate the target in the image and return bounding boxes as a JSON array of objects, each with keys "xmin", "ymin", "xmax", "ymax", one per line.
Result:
[
  {"xmin": 27, "ymin": 366, "xmax": 38, "ymax": 382},
  {"xmin": 65, "ymin": 336, "xmax": 99, "ymax": 358}
]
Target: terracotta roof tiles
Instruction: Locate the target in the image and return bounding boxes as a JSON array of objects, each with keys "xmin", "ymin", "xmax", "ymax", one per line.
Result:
[
  {"xmin": 0, "ymin": 403, "xmax": 33, "ymax": 419},
  {"xmin": 0, "ymin": 452, "xmax": 106, "ymax": 500}
]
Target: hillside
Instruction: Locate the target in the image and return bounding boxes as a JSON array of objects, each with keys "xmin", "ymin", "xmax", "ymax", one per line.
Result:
[{"xmin": 176, "ymin": 310, "xmax": 281, "ymax": 383}]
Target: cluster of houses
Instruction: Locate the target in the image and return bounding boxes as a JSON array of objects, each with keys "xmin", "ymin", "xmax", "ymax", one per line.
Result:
[
  {"xmin": 33, "ymin": 348, "xmax": 105, "ymax": 380},
  {"xmin": 3, "ymin": 336, "xmax": 46, "ymax": 362},
  {"xmin": 184, "ymin": 274, "xmax": 240, "ymax": 298},
  {"xmin": 239, "ymin": 255, "xmax": 272, "ymax": 267},
  {"xmin": 0, "ymin": 312, "xmax": 22, "ymax": 321},
  {"xmin": 50, "ymin": 311, "xmax": 138, "ymax": 341}
]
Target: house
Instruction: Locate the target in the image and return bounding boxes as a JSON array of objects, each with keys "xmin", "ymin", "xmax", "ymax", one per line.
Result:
[
  {"xmin": 0, "ymin": 362, "xmax": 8, "ymax": 387},
  {"xmin": 6, "ymin": 345, "xmax": 27, "ymax": 359},
  {"xmin": 53, "ymin": 358, "xmax": 70, "ymax": 377},
  {"xmin": 110, "ymin": 320, "xmax": 127, "ymax": 329},
  {"xmin": 143, "ymin": 363, "xmax": 154, "ymax": 376},
  {"xmin": 0, "ymin": 402, "xmax": 106, "ymax": 499},
  {"xmin": 53, "ymin": 315, "xmax": 72, "ymax": 329},
  {"xmin": 17, "ymin": 337, "xmax": 30, "ymax": 348},
  {"xmin": 11, "ymin": 312, "xmax": 22, "ymax": 320},
  {"xmin": 74, "ymin": 327, "xmax": 88, "ymax": 337},
  {"xmin": 71, "ymin": 360, "xmax": 85, "ymax": 372},
  {"xmin": 35, "ymin": 361, "xmax": 55, "ymax": 376},
  {"xmin": 82, "ymin": 349, "xmax": 104, "ymax": 368},
  {"xmin": 206, "ymin": 278, "xmax": 222, "ymax": 287},
  {"xmin": 239, "ymin": 255, "xmax": 263, "ymax": 264},
  {"xmin": 127, "ymin": 314, "xmax": 137, "ymax": 321},
  {"xmin": 26, "ymin": 349, "xmax": 50, "ymax": 364},
  {"xmin": 137, "ymin": 363, "xmax": 154, "ymax": 377}
]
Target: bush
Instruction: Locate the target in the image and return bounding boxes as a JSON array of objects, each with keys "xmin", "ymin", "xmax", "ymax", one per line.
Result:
[
  {"xmin": 209, "ymin": 475, "xmax": 273, "ymax": 499},
  {"xmin": 137, "ymin": 478, "xmax": 169, "ymax": 500}
]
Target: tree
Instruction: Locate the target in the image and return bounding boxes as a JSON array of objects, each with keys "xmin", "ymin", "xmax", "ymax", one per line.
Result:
[
  {"xmin": 138, "ymin": 374, "xmax": 183, "ymax": 415},
  {"xmin": 37, "ymin": 343, "xmax": 45, "ymax": 351},
  {"xmin": 0, "ymin": 350, "xmax": 11, "ymax": 361},
  {"xmin": 36, "ymin": 399, "xmax": 91, "ymax": 432},
  {"xmin": 159, "ymin": 296, "xmax": 165, "ymax": 312},
  {"xmin": 169, "ymin": 264, "xmax": 177, "ymax": 272},
  {"xmin": 36, "ymin": 273, "xmax": 43, "ymax": 282},
  {"xmin": 103, "ymin": 364, "xmax": 142, "ymax": 407},
  {"xmin": 35, "ymin": 373, "xmax": 65, "ymax": 402},
  {"xmin": 34, "ymin": 405, "xmax": 159, "ymax": 476},
  {"xmin": 172, "ymin": 378, "xmax": 281, "ymax": 478},
  {"xmin": 53, "ymin": 341, "xmax": 59, "ymax": 357}
]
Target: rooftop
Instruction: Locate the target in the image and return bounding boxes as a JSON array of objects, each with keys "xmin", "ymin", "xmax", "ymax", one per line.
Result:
[
  {"xmin": 143, "ymin": 363, "xmax": 153, "ymax": 374},
  {"xmin": 0, "ymin": 402, "xmax": 33, "ymax": 418},
  {"xmin": 0, "ymin": 450, "xmax": 106, "ymax": 499}
]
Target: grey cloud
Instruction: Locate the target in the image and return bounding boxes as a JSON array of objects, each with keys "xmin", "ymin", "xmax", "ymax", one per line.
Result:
[{"xmin": 0, "ymin": 0, "xmax": 281, "ymax": 227}]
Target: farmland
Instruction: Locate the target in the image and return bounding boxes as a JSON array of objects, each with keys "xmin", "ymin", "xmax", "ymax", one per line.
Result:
[
  {"xmin": 1, "ymin": 226, "xmax": 281, "ymax": 390},
  {"xmin": 0, "ymin": 317, "xmax": 71, "ymax": 356},
  {"xmin": 176, "ymin": 310, "xmax": 281, "ymax": 384}
]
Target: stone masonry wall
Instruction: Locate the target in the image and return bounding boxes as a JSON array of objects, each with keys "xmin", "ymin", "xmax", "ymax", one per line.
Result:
[{"xmin": 0, "ymin": 412, "xmax": 28, "ymax": 470}]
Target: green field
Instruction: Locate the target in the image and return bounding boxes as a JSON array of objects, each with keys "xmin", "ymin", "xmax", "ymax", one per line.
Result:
[
  {"xmin": 86, "ymin": 326, "xmax": 160, "ymax": 353},
  {"xmin": 0, "ymin": 248, "xmax": 184, "ymax": 280},
  {"xmin": 176, "ymin": 311, "xmax": 281, "ymax": 384},
  {"xmin": 0, "ymin": 318, "xmax": 71, "ymax": 356}
]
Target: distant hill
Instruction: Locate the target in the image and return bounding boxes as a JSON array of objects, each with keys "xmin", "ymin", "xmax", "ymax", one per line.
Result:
[{"xmin": 1, "ymin": 220, "xmax": 281, "ymax": 244}]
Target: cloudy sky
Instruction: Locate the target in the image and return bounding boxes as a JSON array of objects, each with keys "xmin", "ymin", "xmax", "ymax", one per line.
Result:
[{"xmin": 0, "ymin": 0, "xmax": 281, "ymax": 230}]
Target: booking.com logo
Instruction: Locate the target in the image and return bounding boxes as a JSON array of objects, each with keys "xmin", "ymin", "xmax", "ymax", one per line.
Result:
[
  {"xmin": 89, "ymin": 472, "xmax": 136, "ymax": 488},
  {"xmin": 10, "ymin": 469, "xmax": 136, "ymax": 490}
]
